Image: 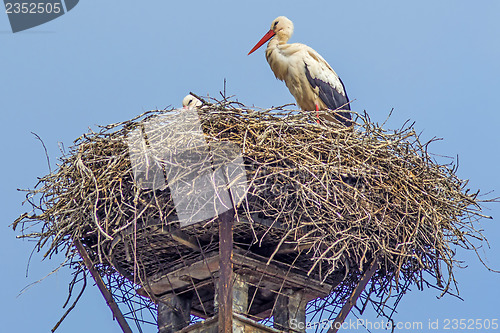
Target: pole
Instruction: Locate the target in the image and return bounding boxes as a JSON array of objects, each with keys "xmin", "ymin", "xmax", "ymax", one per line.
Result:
[
  {"xmin": 218, "ymin": 209, "xmax": 234, "ymax": 333},
  {"xmin": 73, "ymin": 238, "xmax": 134, "ymax": 333},
  {"xmin": 327, "ymin": 258, "xmax": 378, "ymax": 333}
]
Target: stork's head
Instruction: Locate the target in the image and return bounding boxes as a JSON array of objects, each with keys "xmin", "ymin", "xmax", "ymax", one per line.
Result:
[
  {"xmin": 270, "ymin": 16, "xmax": 293, "ymax": 42},
  {"xmin": 182, "ymin": 94, "xmax": 202, "ymax": 109},
  {"xmin": 248, "ymin": 16, "xmax": 294, "ymax": 55}
]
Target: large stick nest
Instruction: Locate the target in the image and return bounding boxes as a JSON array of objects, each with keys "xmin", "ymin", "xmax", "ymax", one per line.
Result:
[{"xmin": 14, "ymin": 98, "xmax": 491, "ymax": 323}]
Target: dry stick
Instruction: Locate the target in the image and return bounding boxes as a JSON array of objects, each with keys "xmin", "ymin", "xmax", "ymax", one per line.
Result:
[
  {"xmin": 51, "ymin": 271, "xmax": 86, "ymax": 332},
  {"xmin": 189, "ymin": 91, "xmax": 209, "ymax": 106},
  {"xmin": 73, "ymin": 238, "xmax": 133, "ymax": 333},
  {"xmin": 31, "ymin": 132, "xmax": 52, "ymax": 174}
]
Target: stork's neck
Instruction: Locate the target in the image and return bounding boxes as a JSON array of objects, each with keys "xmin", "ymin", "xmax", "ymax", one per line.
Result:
[
  {"xmin": 267, "ymin": 37, "xmax": 281, "ymax": 49},
  {"xmin": 265, "ymin": 37, "xmax": 291, "ymax": 81},
  {"xmin": 276, "ymin": 31, "xmax": 291, "ymax": 44}
]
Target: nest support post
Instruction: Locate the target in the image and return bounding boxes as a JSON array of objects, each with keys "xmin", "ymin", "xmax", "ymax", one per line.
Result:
[
  {"xmin": 73, "ymin": 238, "xmax": 133, "ymax": 333},
  {"xmin": 214, "ymin": 273, "xmax": 249, "ymax": 332},
  {"xmin": 273, "ymin": 289, "xmax": 308, "ymax": 333},
  {"xmin": 158, "ymin": 292, "xmax": 193, "ymax": 333},
  {"xmin": 327, "ymin": 258, "xmax": 379, "ymax": 333},
  {"xmin": 218, "ymin": 209, "xmax": 235, "ymax": 333}
]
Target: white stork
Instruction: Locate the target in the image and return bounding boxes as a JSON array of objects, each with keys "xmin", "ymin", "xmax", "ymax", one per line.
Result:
[
  {"xmin": 182, "ymin": 94, "xmax": 202, "ymax": 109},
  {"xmin": 248, "ymin": 16, "xmax": 352, "ymax": 126}
]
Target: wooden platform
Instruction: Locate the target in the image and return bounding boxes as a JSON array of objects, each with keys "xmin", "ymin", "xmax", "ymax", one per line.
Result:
[{"xmin": 139, "ymin": 248, "xmax": 342, "ymax": 321}]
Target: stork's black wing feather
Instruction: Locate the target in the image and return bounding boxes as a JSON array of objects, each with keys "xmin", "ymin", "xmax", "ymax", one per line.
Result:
[{"xmin": 305, "ymin": 64, "xmax": 352, "ymax": 126}]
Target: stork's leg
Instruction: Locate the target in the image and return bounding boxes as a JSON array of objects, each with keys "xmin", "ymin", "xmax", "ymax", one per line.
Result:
[{"xmin": 315, "ymin": 104, "xmax": 320, "ymax": 124}]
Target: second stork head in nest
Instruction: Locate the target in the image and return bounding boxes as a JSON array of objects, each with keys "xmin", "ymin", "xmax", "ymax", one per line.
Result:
[
  {"xmin": 182, "ymin": 94, "xmax": 202, "ymax": 109},
  {"xmin": 248, "ymin": 16, "xmax": 352, "ymax": 126}
]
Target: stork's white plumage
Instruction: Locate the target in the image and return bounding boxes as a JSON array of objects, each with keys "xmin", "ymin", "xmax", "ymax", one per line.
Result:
[
  {"xmin": 248, "ymin": 16, "xmax": 352, "ymax": 126},
  {"xmin": 182, "ymin": 94, "xmax": 202, "ymax": 109}
]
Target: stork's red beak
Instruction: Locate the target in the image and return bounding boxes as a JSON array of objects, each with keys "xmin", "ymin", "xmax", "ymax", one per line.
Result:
[{"xmin": 248, "ymin": 29, "xmax": 276, "ymax": 55}]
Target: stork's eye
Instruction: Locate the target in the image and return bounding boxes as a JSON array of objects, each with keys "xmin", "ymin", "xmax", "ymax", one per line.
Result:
[
  {"xmin": 273, "ymin": 21, "xmax": 279, "ymax": 29},
  {"xmin": 187, "ymin": 99, "xmax": 193, "ymax": 106}
]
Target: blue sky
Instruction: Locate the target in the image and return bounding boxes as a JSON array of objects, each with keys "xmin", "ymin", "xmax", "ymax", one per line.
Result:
[{"xmin": 2, "ymin": 1, "xmax": 499, "ymax": 332}]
